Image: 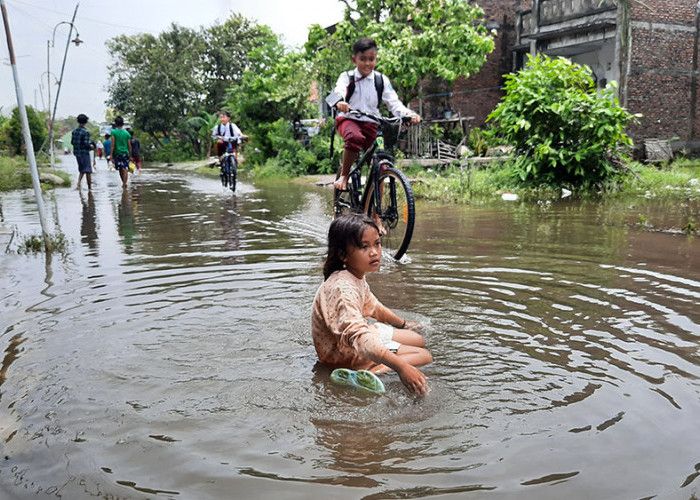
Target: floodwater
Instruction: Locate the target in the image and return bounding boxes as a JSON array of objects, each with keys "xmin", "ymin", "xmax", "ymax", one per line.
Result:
[{"xmin": 0, "ymin": 157, "xmax": 699, "ymax": 500}]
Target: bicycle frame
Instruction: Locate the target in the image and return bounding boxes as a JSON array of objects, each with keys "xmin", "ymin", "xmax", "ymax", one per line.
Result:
[{"xmin": 344, "ymin": 124, "xmax": 398, "ymax": 214}]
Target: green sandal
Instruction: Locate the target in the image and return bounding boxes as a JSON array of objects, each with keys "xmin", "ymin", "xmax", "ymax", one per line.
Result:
[{"xmin": 330, "ymin": 368, "xmax": 385, "ymax": 395}]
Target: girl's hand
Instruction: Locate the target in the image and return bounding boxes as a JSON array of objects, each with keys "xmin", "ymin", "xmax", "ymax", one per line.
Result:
[
  {"xmin": 336, "ymin": 101, "xmax": 350, "ymax": 113},
  {"xmin": 410, "ymin": 113, "xmax": 421, "ymax": 124},
  {"xmin": 397, "ymin": 365, "xmax": 429, "ymax": 396},
  {"xmin": 403, "ymin": 320, "xmax": 422, "ymax": 331}
]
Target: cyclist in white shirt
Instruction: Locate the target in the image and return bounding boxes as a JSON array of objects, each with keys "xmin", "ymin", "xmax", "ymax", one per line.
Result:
[
  {"xmin": 212, "ymin": 110, "xmax": 247, "ymax": 166},
  {"xmin": 331, "ymin": 37, "xmax": 420, "ymax": 191}
]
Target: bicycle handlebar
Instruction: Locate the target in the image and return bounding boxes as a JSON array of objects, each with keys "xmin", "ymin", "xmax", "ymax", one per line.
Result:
[
  {"xmin": 213, "ymin": 135, "xmax": 249, "ymax": 143},
  {"xmin": 344, "ymin": 109, "xmax": 413, "ymax": 125}
]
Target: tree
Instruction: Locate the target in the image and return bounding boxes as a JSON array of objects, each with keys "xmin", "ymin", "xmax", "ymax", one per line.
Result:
[
  {"xmin": 106, "ymin": 24, "xmax": 206, "ymax": 144},
  {"xmin": 201, "ymin": 15, "xmax": 279, "ymax": 110},
  {"xmin": 7, "ymin": 106, "xmax": 47, "ymax": 155},
  {"xmin": 182, "ymin": 111, "xmax": 220, "ymax": 157},
  {"xmin": 487, "ymin": 54, "xmax": 637, "ymax": 187},
  {"xmin": 224, "ymin": 44, "xmax": 317, "ymax": 160},
  {"xmin": 305, "ymin": 0, "xmax": 495, "ymax": 102},
  {"xmin": 106, "ymin": 16, "xmax": 280, "ymax": 149}
]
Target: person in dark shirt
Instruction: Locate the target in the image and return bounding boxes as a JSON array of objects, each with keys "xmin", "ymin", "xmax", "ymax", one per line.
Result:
[
  {"xmin": 127, "ymin": 128, "xmax": 142, "ymax": 172},
  {"xmin": 71, "ymin": 114, "xmax": 92, "ymax": 190}
]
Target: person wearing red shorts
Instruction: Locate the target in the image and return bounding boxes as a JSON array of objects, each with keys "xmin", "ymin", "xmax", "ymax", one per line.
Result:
[
  {"xmin": 211, "ymin": 110, "xmax": 248, "ymax": 166},
  {"xmin": 331, "ymin": 37, "xmax": 420, "ymax": 192}
]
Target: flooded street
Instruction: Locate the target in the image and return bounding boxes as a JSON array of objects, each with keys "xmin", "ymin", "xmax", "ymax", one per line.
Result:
[{"xmin": 1, "ymin": 157, "xmax": 699, "ymax": 499}]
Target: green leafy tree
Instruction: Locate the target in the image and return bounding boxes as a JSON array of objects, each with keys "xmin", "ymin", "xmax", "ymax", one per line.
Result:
[
  {"xmin": 224, "ymin": 47, "xmax": 317, "ymax": 160},
  {"xmin": 7, "ymin": 106, "xmax": 47, "ymax": 155},
  {"xmin": 487, "ymin": 54, "xmax": 637, "ymax": 187},
  {"xmin": 107, "ymin": 24, "xmax": 206, "ymax": 144},
  {"xmin": 306, "ymin": 0, "xmax": 495, "ymax": 102},
  {"xmin": 183, "ymin": 111, "xmax": 220, "ymax": 157},
  {"xmin": 201, "ymin": 15, "xmax": 279, "ymax": 110},
  {"xmin": 106, "ymin": 16, "xmax": 279, "ymax": 151}
]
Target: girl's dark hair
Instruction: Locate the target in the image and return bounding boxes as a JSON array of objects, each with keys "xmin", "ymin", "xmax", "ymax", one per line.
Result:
[
  {"xmin": 352, "ymin": 37, "xmax": 377, "ymax": 55},
  {"xmin": 323, "ymin": 213, "xmax": 380, "ymax": 280}
]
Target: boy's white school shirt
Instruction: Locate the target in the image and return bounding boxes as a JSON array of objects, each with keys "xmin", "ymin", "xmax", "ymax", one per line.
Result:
[
  {"xmin": 212, "ymin": 121, "xmax": 242, "ymax": 140},
  {"xmin": 333, "ymin": 68, "xmax": 414, "ymax": 122}
]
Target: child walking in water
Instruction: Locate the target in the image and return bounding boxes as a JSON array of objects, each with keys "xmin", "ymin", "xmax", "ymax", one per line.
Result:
[{"xmin": 311, "ymin": 214, "xmax": 432, "ymax": 396}]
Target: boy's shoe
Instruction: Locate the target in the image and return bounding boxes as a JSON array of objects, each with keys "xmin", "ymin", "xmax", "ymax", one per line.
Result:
[{"xmin": 330, "ymin": 368, "xmax": 385, "ymax": 394}]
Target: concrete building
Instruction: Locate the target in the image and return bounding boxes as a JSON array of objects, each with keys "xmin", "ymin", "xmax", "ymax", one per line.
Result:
[{"xmin": 419, "ymin": 0, "xmax": 700, "ymax": 152}]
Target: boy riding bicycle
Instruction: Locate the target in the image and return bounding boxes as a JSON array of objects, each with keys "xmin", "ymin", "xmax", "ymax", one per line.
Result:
[
  {"xmin": 331, "ymin": 37, "xmax": 421, "ymax": 192},
  {"xmin": 212, "ymin": 110, "xmax": 248, "ymax": 166}
]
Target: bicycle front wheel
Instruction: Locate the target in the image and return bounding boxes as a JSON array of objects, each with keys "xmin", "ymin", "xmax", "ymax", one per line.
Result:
[
  {"xmin": 229, "ymin": 157, "xmax": 237, "ymax": 192},
  {"xmin": 364, "ymin": 165, "xmax": 415, "ymax": 260}
]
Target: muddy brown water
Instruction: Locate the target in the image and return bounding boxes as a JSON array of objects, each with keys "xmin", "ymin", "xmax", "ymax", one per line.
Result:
[{"xmin": 0, "ymin": 158, "xmax": 699, "ymax": 499}]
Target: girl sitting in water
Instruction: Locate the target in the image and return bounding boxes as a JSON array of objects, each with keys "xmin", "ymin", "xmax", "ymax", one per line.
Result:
[{"xmin": 311, "ymin": 213, "xmax": 432, "ymax": 396}]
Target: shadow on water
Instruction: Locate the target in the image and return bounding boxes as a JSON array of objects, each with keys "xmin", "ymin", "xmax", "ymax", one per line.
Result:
[{"xmin": 0, "ymin": 158, "xmax": 699, "ymax": 499}]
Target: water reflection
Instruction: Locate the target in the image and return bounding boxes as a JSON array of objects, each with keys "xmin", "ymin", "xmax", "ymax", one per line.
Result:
[
  {"xmin": 117, "ymin": 187, "xmax": 137, "ymax": 251},
  {"xmin": 0, "ymin": 163, "xmax": 698, "ymax": 499},
  {"xmin": 80, "ymin": 190, "xmax": 98, "ymax": 252},
  {"xmin": 220, "ymin": 196, "xmax": 243, "ymax": 261}
]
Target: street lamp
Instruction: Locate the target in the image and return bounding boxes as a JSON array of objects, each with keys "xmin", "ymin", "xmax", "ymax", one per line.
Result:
[{"xmin": 46, "ymin": 3, "xmax": 81, "ymax": 170}]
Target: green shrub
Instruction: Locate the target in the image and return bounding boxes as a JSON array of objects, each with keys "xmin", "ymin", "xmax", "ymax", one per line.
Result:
[
  {"xmin": 17, "ymin": 232, "xmax": 69, "ymax": 254},
  {"xmin": 468, "ymin": 127, "xmax": 488, "ymax": 156},
  {"xmin": 0, "ymin": 155, "xmax": 30, "ymax": 191},
  {"xmin": 145, "ymin": 139, "xmax": 197, "ymax": 163},
  {"xmin": 488, "ymin": 54, "xmax": 637, "ymax": 187},
  {"xmin": 6, "ymin": 106, "xmax": 47, "ymax": 155},
  {"xmin": 261, "ymin": 118, "xmax": 338, "ymax": 176}
]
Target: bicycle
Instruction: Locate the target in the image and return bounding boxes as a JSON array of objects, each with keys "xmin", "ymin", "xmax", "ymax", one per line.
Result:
[
  {"xmin": 332, "ymin": 110, "xmax": 416, "ymax": 260},
  {"xmin": 217, "ymin": 138, "xmax": 239, "ymax": 192}
]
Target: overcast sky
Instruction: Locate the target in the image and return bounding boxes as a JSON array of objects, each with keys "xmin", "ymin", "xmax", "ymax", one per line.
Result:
[{"xmin": 0, "ymin": 0, "xmax": 345, "ymax": 123}]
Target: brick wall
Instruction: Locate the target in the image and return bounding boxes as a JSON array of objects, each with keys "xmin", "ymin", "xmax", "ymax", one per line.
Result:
[
  {"xmin": 630, "ymin": 0, "xmax": 695, "ymax": 25},
  {"xmin": 411, "ymin": 0, "xmax": 699, "ymax": 143},
  {"xmin": 627, "ymin": 74, "xmax": 692, "ymax": 138},
  {"xmin": 411, "ymin": 0, "xmax": 523, "ymax": 128},
  {"xmin": 625, "ymin": 1, "xmax": 698, "ymax": 141}
]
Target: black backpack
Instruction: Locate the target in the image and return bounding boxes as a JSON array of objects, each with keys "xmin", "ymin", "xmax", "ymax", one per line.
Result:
[
  {"xmin": 345, "ymin": 71, "xmax": 384, "ymax": 105},
  {"xmin": 217, "ymin": 123, "xmax": 236, "ymax": 137}
]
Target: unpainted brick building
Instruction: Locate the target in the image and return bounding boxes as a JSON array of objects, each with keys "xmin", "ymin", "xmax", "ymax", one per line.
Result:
[{"xmin": 418, "ymin": 0, "xmax": 700, "ymax": 150}]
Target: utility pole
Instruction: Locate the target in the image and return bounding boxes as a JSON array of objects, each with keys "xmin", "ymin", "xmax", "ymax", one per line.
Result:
[
  {"xmin": 47, "ymin": 2, "xmax": 82, "ymax": 170},
  {"xmin": 1, "ymin": 0, "xmax": 52, "ymax": 251}
]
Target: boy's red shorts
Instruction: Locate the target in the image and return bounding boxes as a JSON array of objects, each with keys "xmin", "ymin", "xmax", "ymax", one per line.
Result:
[
  {"xmin": 336, "ymin": 118, "xmax": 377, "ymax": 153},
  {"xmin": 216, "ymin": 141, "xmax": 237, "ymax": 157}
]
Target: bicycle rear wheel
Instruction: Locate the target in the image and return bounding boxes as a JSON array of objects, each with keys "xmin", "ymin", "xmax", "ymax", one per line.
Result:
[
  {"xmin": 229, "ymin": 156, "xmax": 237, "ymax": 192},
  {"xmin": 364, "ymin": 164, "xmax": 415, "ymax": 260}
]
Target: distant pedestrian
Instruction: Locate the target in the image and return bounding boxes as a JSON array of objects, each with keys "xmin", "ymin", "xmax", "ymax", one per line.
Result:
[
  {"xmin": 103, "ymin": 133, "xmax": 112, "ymax": 162},
  {"xmin": 89, "ymin": 140, "xmax": 97, "ymax": 170},
  {"xmin": 110, "ymin": 116, "xmax": 132, "ymax": 189},
  {"xmin": 96, "ymin": 139, "xmax": 104, "ymax": 159},
  {"xmin": 71, "ymin": 113, "xmax": 93, "ymax": 190},
  {"xmin": 127, "ymin": 128, "xmax": 142, "ymax": 172}
]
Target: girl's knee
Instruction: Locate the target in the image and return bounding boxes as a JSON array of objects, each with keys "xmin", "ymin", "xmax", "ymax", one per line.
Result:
[{"xmin": 394, "ymin": 329, "xmax": 425, "ymax": 348}]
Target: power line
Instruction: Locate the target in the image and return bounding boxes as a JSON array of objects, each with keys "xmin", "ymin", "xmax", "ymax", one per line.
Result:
[{"xmin": 10, "ymin": 0, "xmax": 162, "ymax": 34}]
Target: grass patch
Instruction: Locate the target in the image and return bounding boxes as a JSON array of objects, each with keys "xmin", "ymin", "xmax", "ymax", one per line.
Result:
[
  {"xmin": 0, "ymin": 155, "xmax": 72, "ymax": 191},
  {"xmin": 0, "ymin": 155, "xmax": 31, "ymax": 191},
  {"xmin": 195, "ymin": 164, "xmax": 221, "ymax": 178},
  {"xmin": 17, "ymin": 232, "xmax": 69, "ymax": 255},
  {"xmin": 250, "ymin": 159, "xmax": 294, "ymax": 180},
  {"xmin": 409, "ymin": 158, "xmax": 700, "ymax": 203}
]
